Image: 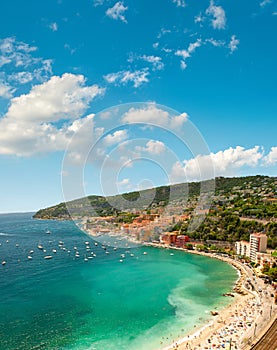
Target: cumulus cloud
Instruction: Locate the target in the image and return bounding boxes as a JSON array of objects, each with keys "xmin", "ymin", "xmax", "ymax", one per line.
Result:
[
  {"xmin": 228, "ymin": 35, "xmax": 239, "ymax": 53},
  {"xmin": 171, "ymin": 146, "xmax": 264, "ymax": 182},
  {"xmin": 104, "ymin": 69, "xmax": 149, "ymax": 87},
  {"xmin": 121, "ymin": 104, "xmax": 188, "ymax": 129},
  {"xmin": 5, "ymin": 73, "xmax": 104, "ymax": 123},
  {"xmin": 0, "ymin": 74, "xmax": 104, "ymax": 156},
  {"xmin": 206, "ymin": 1, "xmax": 226, "ymax": 29},
  {"xmin": 136, "ymin": 140, "xmax": 166, "ymax": 155},
  {"xmin": 104, "ymin": 130, "xmax": 128, "ymax": 145},
  {"xmin": 264, "ymin": 147, "xmax": 277, "ymax": 165},
  {"xmin": 106, "ymin": 1, "xmax": 128, "ymax": 23}
]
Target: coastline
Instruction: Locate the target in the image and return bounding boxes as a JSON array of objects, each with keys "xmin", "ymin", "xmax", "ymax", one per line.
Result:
[
  {"xmin": 143, "ymin": 243, "xmax": 276, "ymax": 350},
  {"xmin": 83, "ymin": 228, "xmax": 276, "ymax": 350}
]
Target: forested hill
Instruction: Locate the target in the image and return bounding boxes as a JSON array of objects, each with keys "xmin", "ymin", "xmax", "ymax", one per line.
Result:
[{"xmin": 33, "ymin": 175, "xmax": 276, "ymax": 220}]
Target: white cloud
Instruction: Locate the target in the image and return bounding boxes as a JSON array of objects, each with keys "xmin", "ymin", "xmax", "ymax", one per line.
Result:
[
  {"xmin": 170, "ymin": 146, "xmax": 263, "ymax": 182},
  {"xmin": 106, "ymin": 2, "xmax": 128, "ymax": 23},
  {"xmin": 260, "ymin": 0, "xmax": 272, "ymax": 7},
  {"xmin": 104, "ymin": 130, "xmax": 128, "ymax": 145},
  {"xmin": 0, "ymin": 37, "xmax": 38, "ymax": 68},
  {"xmin": 0, "ymin": 74, "xmax": 104, "ymax": 156},
  {"xmin": 9, "ymin": 71, "xmax": 34, "ymax": 84},
  {"xmin": 6, "ymin": 73, "xmax": 104, "ymax": 123},
  {"xmin": 0, "ymin": 37, "xmax": 53, "ymax": 90},
  {"xmin": 0, "ymin": 81, "xmax": 14, "ymax": 99},
  {"xmin": 264, "ymin": 147, "xmax": 277, "ymax": 165},
  {"xmin": 194, "ymin": 13, "xmax": 204, "ymax": 23},
  {"xmin": 180, "ymin": 61, "xmax": 187, "ymax": 70},
  {"xmin": 206, "ymin": 1, "xmax": 226, "ymax": 29},
  {"xmin": 228, "ymin": 35, "xmax": 239, "ymax": 53},
  {"xmin": 175, "ymin": 39, "xmax": 202, "ymax": 69},
  {"xmin": 93, "ymin": 0, "xmax": 105, "ymax": 6},
  {"xmin": 144, "ymin": 140, "xmax": 166, "ymax": 155},
  {"xmin": 117, "ymin": 178, "xmax": 130, "ymax": 186},
  {"xmin": 172, "ymin": 0, "xmax": 186, "ymax": 7},
  {"xmin": 49, "ymin": 22, "xmax": 58, "ymax": 32},
  {"xmin": 121, "ymin": 104, "xmax": 188, "ymax": 129},
  {"xmin": 139, "ymin": 55, "xmax": 164, "ymax": 70},
  {"xmin": 104, "ymin": 69, "xmax": 149, "ymax": 88},
  {"xmin": 206, "ymin": 38, "xmax": 225, "ymax": 47}
]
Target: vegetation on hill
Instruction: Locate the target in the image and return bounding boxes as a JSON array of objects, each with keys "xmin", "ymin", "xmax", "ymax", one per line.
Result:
[{"xmin": 33, "ymin": 175, "xmax": 277, "ymax": 247}]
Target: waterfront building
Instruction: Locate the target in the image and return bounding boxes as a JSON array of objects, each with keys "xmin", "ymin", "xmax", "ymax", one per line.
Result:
[
  {"xmin": 235, "ymin": 241, "xmax": 251, "ymax": 257},
  {"xmin": 249, "ymin": 233, "xmax": 267, "ymax": 262}
]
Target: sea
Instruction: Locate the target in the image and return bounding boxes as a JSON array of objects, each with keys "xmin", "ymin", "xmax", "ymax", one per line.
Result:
[{"xmin": 0, "ymin": 213, "xmax": 238, "ymax": 350}]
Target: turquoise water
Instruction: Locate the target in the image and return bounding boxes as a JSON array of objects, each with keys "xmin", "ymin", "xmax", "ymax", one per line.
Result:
[{"xmin": 0, "ymin": 213, "xmax": 237, "ymax": 350}]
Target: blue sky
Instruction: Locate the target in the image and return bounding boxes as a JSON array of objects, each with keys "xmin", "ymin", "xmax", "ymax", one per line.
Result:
[{"xmin": 0, "ymin": 0, "xmax": 276, "ymax": 213}]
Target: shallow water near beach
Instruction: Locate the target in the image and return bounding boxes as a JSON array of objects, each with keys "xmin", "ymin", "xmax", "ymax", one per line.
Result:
[{"xmin": 0, "ymin": 213, "xmax": 237, "ymax": 350}]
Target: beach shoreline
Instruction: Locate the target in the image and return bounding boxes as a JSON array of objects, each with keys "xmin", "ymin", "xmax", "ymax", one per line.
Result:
[
  {"xmin": 141, "ymin": 243, "xmax": 276, "ymax": 350},
  {"xmin": 84, "ymin": 228, "xmax": 276, "ymax": 350}
]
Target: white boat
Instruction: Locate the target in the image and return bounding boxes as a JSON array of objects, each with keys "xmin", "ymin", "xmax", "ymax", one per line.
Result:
[
  {"xmin": 29, "ymin": 250, "xmax": 34, "ymax": 254},
  {"xmin": 85, "ymin": 241, "xmax": 90, "ymax": 245},
  {"xmin": 46, "ymin": 230, "xmax": 51, "ymax": 234},
  {"xmin": 52, "ymin": 249, "xmax": 57, "ymax": 253},
  {"xmin": 119, "ymin": 259, "xmax": 123, "ymax": 263},
  {"xmin": 94, "ymin": 242, "xmax": 98, "ymax": 246},
  {"xmin": 143, "ymin": 252, "xmax": 147, "ymax": 255},
  {"xmin": 38, "ymin": 245, "xmax": 43, "ymax": 250},
  {"xmin": 84, "ymin": 258, "xmax": 88, "ymax": 262},
  {"xmin": 2, "ymin": 261, "xmax": 6, "ymax": 265},
  {"xmin": 28, "ymin": 256, "xmax": 33, "ymax": 260},
  {"xmin": 44, "ymin": 255, "xmax": 52, "ymax": 259}
]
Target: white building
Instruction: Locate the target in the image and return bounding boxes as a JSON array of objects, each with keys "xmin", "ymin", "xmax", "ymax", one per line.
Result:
[
  {"xmin": 235, "ymin": 241, "xmax": 250, "ymax": 257},
  {"xmin": 249, "ymin": 233, "xmax": 267, "ymax": 262}
]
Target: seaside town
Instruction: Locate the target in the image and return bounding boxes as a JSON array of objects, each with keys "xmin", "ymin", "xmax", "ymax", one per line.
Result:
[
  {"xmin": 80, "ymin": 176, "xmax": 277, "ymax": 350},
  {"xmin": 33, "ymin": 175, "xmax": 277, "ymax": 349}
]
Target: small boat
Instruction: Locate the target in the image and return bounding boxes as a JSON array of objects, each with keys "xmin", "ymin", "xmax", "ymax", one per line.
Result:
[
  {"xmin": 28, "ymin": 256, "xmax": 33, "ymax": 260},
  {"xmin": 44, "ymin": 255, "xmax": 52, "ymax": 259},
  {"xmin": 52, "ymin": 249, "xmax": 57, "ymax": 253},
  {"xmin": 170, "ymin": 253, "xmax": 174, "ymax": 256},
  {"xmin": 46, "ymin": 230, "xmax": 51, "ymax": 234},
  {"xmin": 16, "ymin": 243, "xmax": 19, "ymax": 247},
  {"xmin": 6, "ymin": 240, "xmax": 9, "ymax": 243},
  {"xmin": 84, "ymin": 258, "xmax": 88, "ymax": 262},
  {"xmin": 29, "ymin": 250, "xmax": 34, "ymax": 254},
  {"xmin": 119, "ymin": 259, "xmax": 123, "ymax": 263},
  {"xmin": 43, "ymin": 249, "xmax": 47, "ymax": 253},
  {"xmin": 38, "ymin": 245, "xmax": 43, "ymax": 250},
  {"xmin": 74, "ymin": 246, "xmax": 77, "ymax": 250},
  {"xmin": 94, "ymin": 242, "xmax": 98, "ymax": 246},
  {"xmin": 130, "ymin": 253, "xmax": 134, "ymax": 257},
  {"xmin": 2, "ymin": 261, "xmax": 6, "ymax": 265},
  {"xmin": 85, "ymin": 241, "xmax": 90, "ymax": 245},
  {"xmin": 143, "ymin": 252, "xmax": 147, "ymax": 255},
  {"xmin": 120, "ymin": 254, "xmax": 125, "ymax": 258}
]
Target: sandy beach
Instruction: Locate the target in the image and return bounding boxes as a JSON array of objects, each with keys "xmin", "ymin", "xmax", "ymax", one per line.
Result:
[{"xmin": 152, "ymin": 246, "xmax": 277, "ymax": 350}]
